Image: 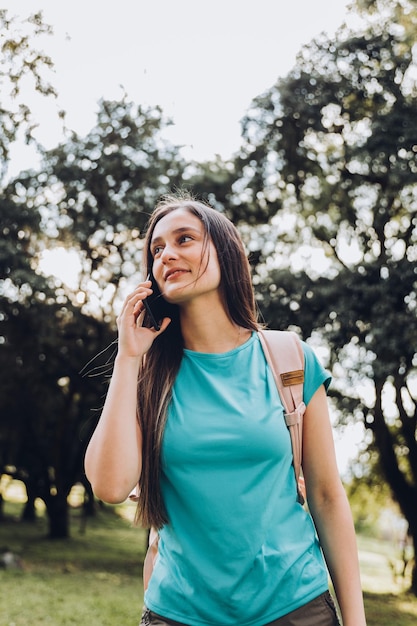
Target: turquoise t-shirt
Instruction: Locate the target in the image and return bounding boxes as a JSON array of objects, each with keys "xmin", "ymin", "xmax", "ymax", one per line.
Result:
[{"xmin": 145, "ymin": 332, "xmax": 331, "ymax": 626}]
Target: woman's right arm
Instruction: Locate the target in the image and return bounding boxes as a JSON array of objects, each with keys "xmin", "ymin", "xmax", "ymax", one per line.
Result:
[{"xmin": 84, "ymin": 281, "xmax": 171, "ymax": 503}]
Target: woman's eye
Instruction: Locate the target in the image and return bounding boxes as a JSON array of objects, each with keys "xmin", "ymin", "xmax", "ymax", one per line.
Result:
[
  {"xmin": 179, "ymin": 235, "xmax": 192, "ymax": 243},
  {"xmin": 153, "ymin": 246, "xmax": 163, "ymax": 256}
]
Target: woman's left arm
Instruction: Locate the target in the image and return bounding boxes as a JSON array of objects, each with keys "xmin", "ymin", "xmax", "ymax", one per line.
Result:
[{"xmin": 302, "ymin": 385, "xmax": 367, "ymax": 626}]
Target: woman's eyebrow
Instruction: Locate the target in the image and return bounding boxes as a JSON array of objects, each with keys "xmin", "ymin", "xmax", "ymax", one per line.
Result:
[{"xmin": 151, "ymin": 226, "xmax": 201, "ymax": 246}]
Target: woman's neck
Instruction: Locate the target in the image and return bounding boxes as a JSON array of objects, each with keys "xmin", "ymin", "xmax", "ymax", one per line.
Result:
[{"xmin": 180, "ymin": 305, "xmax": 250, "ymax": 353}]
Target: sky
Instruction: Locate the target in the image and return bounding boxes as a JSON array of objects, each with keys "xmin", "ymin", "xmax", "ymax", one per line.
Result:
[{"xmin": 6, "ymin": 0, "xmax": 353, "ymax": 169}]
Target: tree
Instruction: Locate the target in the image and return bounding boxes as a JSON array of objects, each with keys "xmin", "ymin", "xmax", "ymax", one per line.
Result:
[
  {"xmin": 0, "ymin": 8, "xmax": 76, "ymax": 533},
  {"xmin": 21, "ymin": 96, "xmax": 187, "ymax": 320},
  {"xmin": 0, "ymin": 183, "xmax": 113, "ymax": 537},
  {"xmin": 0, "ymin": 9, "xmax": 57, "ymax": 181},
  {"xmin": 1, "ymin": 96, "xmax": 190, "ymax": 537},
  {"xmin": 234, "ymin": 0, "xmax": 417, "ymax": 593}
]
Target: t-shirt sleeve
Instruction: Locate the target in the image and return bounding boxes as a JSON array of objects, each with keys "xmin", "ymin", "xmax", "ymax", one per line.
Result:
[{"xmin": 301, "ymin": 341, "xmax": 332, "ymax": 406}]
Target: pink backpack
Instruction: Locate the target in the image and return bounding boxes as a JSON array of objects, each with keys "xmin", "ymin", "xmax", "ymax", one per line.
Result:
[{"xmin": 140, "ymin": 329, "xmax": 307, "ymax": 590}]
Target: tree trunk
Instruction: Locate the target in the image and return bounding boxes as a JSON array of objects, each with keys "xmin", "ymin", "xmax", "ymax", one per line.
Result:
[
  {"xmin": 21, "ymin": 497, "xmax": 36, "ymax": 521},
  {"xmin": 82, "ymin": 480, "xmax": 96, "ymax": 517},
  {"xmin": 409, "ymin": 526, "xmax": 417, "ymax": 595},
  {"xmin": 21, "ymin": 481, "xmax": 37, "ymax": 522},
  {"xmin": 46, "ymin": 492, "xmax": 70, "ymax": 539}
]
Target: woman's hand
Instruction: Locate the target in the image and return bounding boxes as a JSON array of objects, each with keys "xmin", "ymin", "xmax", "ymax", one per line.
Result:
[
  {"xmin": 85, "ymin": 280, "xmax": 171, "ymax": 504},
  {"xmin": 116, "ymin": 280, "xmax": 171, "ymax": 358}
]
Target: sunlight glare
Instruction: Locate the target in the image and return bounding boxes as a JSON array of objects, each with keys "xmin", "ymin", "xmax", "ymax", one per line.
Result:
[{"xmin": 39, "ymin": 248, "xmax": 82, "ymax": 290}]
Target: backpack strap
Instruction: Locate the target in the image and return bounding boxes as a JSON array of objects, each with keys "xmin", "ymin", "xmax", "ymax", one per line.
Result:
[
  {"xmin": 143, "ymin": 526, "xmax": 159, "ymax": 591},
  {"xmin": 258, "ymin": 329, "xmax": 306, "ymax": 505}
]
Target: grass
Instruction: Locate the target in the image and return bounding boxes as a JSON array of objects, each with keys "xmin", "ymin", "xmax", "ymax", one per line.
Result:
[
  {"xmin": 357, "ymin": 533, "xmax": 417, "ymax": 625},
  {"xmin": 0, "ymin": 495, "xmax": 147, "ymax": 625},
  {"xmin": 0, "ymin": 483, "xmax": 416, "ymax": 625},
  {"xmin": 363, "ymin": 592, "xmax": 417, "ymax": 626}
]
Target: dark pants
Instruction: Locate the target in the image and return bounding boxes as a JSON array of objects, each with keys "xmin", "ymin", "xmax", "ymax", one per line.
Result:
[{"xmin": 140, "ymin": 591, "xmax": 340, "ymax": 626}]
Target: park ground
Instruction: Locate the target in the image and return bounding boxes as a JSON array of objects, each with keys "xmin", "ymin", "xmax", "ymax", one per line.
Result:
[{"xmin": 0, "ymin": 482, "xmax": 416, "ymax": 625}]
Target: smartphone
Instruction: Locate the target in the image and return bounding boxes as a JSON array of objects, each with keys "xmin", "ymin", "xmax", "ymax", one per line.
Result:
[{"xmin": 142, "ymin": 273, "xmax": 170, "ymax": 331}]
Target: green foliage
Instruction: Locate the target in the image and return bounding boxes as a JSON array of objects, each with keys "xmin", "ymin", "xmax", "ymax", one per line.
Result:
[
  {"xmin": 0, "ymin": 90, "xmax": 191, "ymax": 537},
  {"xmin": 0, "ymin": 281, "xmax": 113, "ymax": 536},
  {"xmin": 9, "ymin": 97, "xmax": 189, "ymax": 320},
  {"xmin": 0, "ymin": 156, "xmax": 116, "ymax": 537},
  {"xmin": 234, "ymin": 0, "xmax": 417, "ymax": 592},
  {"xmin": 0, "ymin": 9, "xmax": 56, "ymax": 180},
  {"xmin": 347, "ymin": 477, "xmax": 399, "ymax": 534}
]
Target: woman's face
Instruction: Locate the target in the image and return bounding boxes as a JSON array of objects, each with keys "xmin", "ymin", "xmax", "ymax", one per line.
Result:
[{"xmin": 149, "ymin": 208, "xmax": 221, "ymax": 306}]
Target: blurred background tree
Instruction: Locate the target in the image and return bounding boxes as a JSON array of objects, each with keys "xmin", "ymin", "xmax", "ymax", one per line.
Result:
[
  {"xmin": 0, "ymin": 9, "xmax": 57, "ymax": 180},
  {"xmin": 0, "ymin": 11, "xmax": 116, "ymax": 537},
  {"xmin": 13, "ymin": 96, "xmax": 188, "ymax": 321},
  {"xmin": 232, "ymin": 0, "xmax": 417, "ymax": 592},
  {"xmin": 0, "ymin": 11, "xmax": 229, "ymax": 537}
]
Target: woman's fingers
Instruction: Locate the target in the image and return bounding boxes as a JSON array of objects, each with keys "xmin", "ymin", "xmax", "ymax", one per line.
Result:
[
  {"xmin": 115, "ymin": 283, "xmax": 171, "ymax": 358},
  {"xmin": 156, "ymin": 317, "xmax": 171, "ymax": 334},
  {"xmin": 118, "ymin": 283, "xmax": 153, "ymax": 324}
]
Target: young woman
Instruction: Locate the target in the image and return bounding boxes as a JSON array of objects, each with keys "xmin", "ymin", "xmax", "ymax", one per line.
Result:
[{"xmin": 84, "ymin": 193, "xmax": 367, "ymax": 626}]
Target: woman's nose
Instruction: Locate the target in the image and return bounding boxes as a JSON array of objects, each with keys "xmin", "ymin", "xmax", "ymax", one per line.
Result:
[{"xmin": 160, "ymin": 243, "xmax": 178, "ymax": 262}]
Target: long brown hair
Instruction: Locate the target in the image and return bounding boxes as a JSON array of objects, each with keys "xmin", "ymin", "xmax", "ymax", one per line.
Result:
[{"xmin": 136, "ymin": 192, "xmax": 260, "ymax": 528}]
